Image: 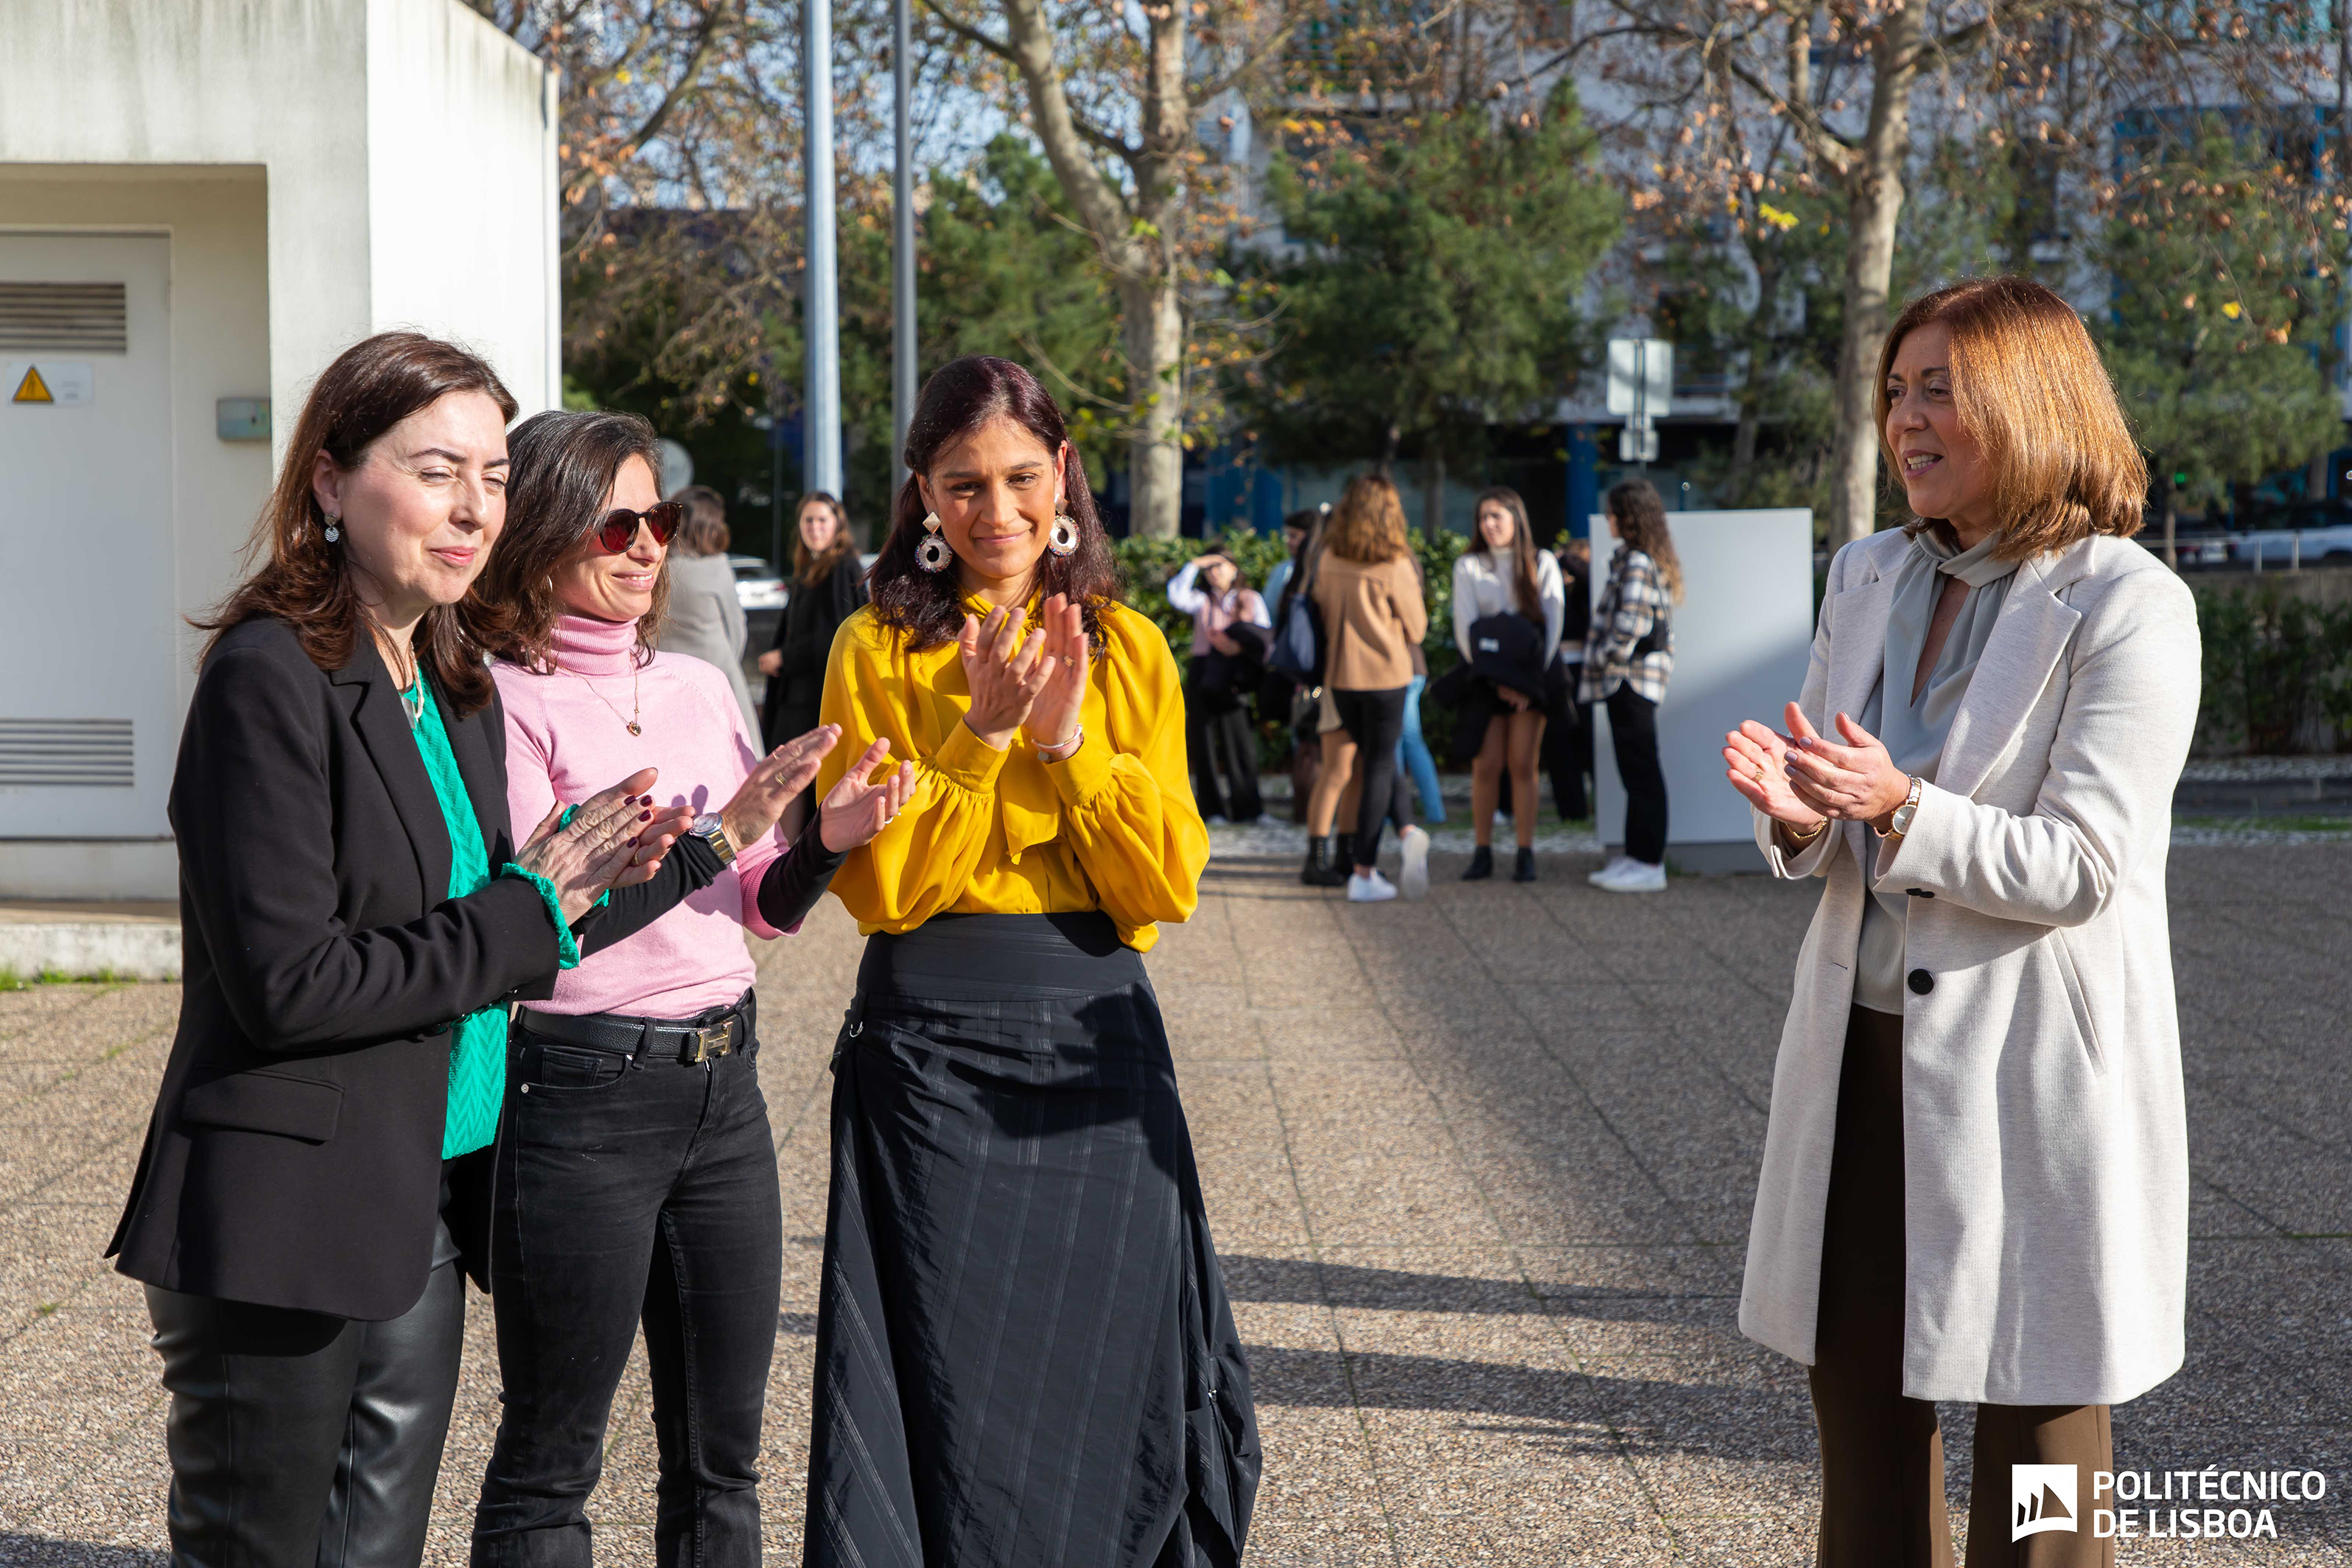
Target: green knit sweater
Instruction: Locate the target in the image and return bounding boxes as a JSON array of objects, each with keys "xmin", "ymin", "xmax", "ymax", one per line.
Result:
[{"xmin": 404, "ymin": 673, "xmax": 507, "ymax": 1159}]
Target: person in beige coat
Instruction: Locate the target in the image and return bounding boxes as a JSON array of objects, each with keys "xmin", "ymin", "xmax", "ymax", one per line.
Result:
[
  {"xmin": 1307, "ymin": 472, "xmax": 1430, "ymax": 902},
  {"xmin": 1723, "ymin": 277, "xmax": 2199, "ymax": 1568}
]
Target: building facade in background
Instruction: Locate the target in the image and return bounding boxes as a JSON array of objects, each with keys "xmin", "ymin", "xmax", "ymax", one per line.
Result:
[{"xmin": 0, "ymin": 0, "xmax": 559, "ymax": 899}]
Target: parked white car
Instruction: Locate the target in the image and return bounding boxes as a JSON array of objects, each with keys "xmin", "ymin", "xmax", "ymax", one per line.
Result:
[
  {"xmin": 2231, "ymin": 524, "xmax": 2352, "ymax": 568},
  {"xmin": 730, "ymin": 554, "xmax": 786, "ymax": 612}
]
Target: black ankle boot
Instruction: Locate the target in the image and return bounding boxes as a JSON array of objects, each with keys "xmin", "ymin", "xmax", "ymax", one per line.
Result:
[
  {"xmin": 1301, "ymin": 836, "xmax": 1348, "ymax": 887},
  {"xmin": 1513, "ymin": 846, "xmax": 1538, "ymax": 883},
  {"xmin": 1461, "ymin": 845, "xmax": 1494, "ymax": 881}
]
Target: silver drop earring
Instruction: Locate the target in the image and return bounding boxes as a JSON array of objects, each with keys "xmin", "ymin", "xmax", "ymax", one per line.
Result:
[
  {"xmin": 1048, "ymin": 512, "xmax": 1079, "ymax": 558},
  {"xmin": 916, "ymin": 511, "xmax": 953, "ymax": 573},
  {"xmin": 323, "ymin": 511, "xmax": 341, "ymax": 544}
]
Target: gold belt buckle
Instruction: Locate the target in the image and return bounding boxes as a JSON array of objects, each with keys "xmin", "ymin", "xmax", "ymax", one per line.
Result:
[{"xmin": 682, "ymin": 1023, "xmax": 734, "ymax": 1064}]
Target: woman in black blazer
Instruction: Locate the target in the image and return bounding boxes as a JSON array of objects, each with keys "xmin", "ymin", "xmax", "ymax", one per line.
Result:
[
  {"xmin": 759, "ymin": 489, "xmax": 867, "ymax": 752},
  {"xmin": 108, "ymin": 332, "xmax": 691, "ymax": 1568}
]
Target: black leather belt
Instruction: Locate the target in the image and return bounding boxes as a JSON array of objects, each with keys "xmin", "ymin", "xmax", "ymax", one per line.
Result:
[{"xmin": 514, "ymin": 990, "xmax": 755, "ymax": 1065}]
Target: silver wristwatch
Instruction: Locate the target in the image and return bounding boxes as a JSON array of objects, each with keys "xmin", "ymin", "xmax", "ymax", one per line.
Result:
[
  {"xmin": 1883, "ymin": 775, "xmax": 1924, "ymax": 839},
  {"xmin": 689, "ymin": 812, "xmax": 738, "ymax": 866}
]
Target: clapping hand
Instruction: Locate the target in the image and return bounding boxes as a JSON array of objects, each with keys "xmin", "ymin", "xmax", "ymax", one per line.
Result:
[
  {"xmin": 515, "ymin": 768, "xmax": 695, "ymax": 923},
  {"xmin": 818, "ymin": 738, "xmax": 915, "ymax": 852},
  {"xmin": 1026, "ymin": 593, "xmax": 1090, "ymax": 752},
  {"xmin": 1779, "ymin": 707, "xmax": 1911, "ymax": 829},
  {"xmin": 1723, "ymin": 704, "xmax": 1827, "ymax": 832},
  {"xmin": 721, "ymin": 725, "xmax": 844, "ymax": 850},
  {"xmin": 958, "ymin": 603, "xmax": 1052, "ymax": 749}
]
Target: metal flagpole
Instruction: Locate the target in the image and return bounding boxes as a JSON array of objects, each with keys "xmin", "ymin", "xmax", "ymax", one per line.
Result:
[
  {"xmin": 891, "ymin": 0, "xmax": 915, "ymax": 500},
  {"xmin": 803, "ymin": 0, "xmax": 843, "ymax": 498}
]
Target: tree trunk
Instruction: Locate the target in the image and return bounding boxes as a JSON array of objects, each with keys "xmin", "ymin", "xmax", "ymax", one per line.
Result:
[
  {"xmin": 1826, "ymin": 0, "xmax": 1923, "ymax": 548},
  {"xmin": 1424, "ymin": 452, "xmax": 1446, "ymax": 536},
  {"xmin": 1731, "ymin": 400, "xmax": 1760, "ymax": 497},
  {"xmin": 2162, "ymin": 480, "xmax": 2177, "ymax": 568},
  {"xmin": 1120, "ymin": 271, "xmax": 1185, "ymax": 538}
]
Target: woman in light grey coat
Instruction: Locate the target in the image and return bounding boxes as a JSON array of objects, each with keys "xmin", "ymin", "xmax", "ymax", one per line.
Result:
[
  {"xmin": 654, "ymin": 483, "xmax": 757, "ymax": 731},
  {"xmin": 1723, "ymin": 277, "xmax": 2199, "ymax": 1568}
]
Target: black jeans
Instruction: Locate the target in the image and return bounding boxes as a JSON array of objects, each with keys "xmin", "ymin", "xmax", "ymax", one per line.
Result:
[
  {"xmin": 1184, "ymin": 661, "xmax": 1263, "ymax": 822},
  {"xmin": 146, "ymin": 1216, "xmax": 466, "ymax": 1568},
  {"xmin": 1544, "ymin": 685, "xmax": 1593, "ymax": 820},
  {"xmin": 1331, "ymin": 685, "xmax": 1409, "ymax": 868},
  {"xmin": 1606, "ymin": 686, "xmax": 1668, "ymax": 864},
  {"xmin": 472, "ymin": 1009, "xmax": 784, "ymax": 1567}
]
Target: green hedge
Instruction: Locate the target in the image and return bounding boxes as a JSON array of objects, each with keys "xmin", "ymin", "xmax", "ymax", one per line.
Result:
[{"xmin": 2191, "ymin": 584, "xmax": 2352, "ymax": 754}]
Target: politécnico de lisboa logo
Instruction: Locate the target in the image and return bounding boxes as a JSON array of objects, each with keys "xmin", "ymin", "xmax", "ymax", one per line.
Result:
[{"xmin": 2013, "ymin": 1465, "xmax": 2079, "ymax": 1541}]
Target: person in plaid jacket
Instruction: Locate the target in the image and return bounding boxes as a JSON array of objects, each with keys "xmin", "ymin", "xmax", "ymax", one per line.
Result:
[{"xmin": 1581, "ymin": 480, "xmax": 1683, "ymax": 890}]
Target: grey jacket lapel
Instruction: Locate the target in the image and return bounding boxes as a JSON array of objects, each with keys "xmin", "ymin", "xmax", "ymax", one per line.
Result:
[
  {"xmin": 1936, "ymin": 548, "xmax": 2086, "ymax": 800},
  {"xmin": 1826, "ymin": 561, "xmax": 1896, "ymax": 729}
]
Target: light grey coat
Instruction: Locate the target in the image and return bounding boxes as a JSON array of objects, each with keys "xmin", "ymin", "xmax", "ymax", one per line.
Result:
[
  {"xmin": 656, "ymin": 550, "xmax": 757, "ymax": 733},
  {"xmin": 1740, "ymin": 529, "xmax": 2201, "ymax": 1407}
]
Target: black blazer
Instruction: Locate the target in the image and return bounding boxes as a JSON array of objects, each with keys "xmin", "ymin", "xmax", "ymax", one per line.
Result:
[
  {"xmin": 108, "ymin": 617, "xmax": 563, "ymax": 1320},
  {"xmin": 762, "ymin": 552, "xmax": 868, "ymax": 746}
]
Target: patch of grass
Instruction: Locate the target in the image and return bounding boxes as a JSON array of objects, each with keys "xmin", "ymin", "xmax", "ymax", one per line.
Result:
[
  {"xmin": 0, "ymin": 968, "xmax": 25, "ymax": 992},
  {"xmin": 33, "ymin": 1302, "xmax": 58, "ymax": 1317},
  {"xmin": 2174, "ymin": 812, "xmax": 2352, "ymax": 834}
]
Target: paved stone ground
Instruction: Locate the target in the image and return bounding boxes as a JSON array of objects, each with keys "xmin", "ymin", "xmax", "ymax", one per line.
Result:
[{"xmin": 2, "ymin": 845, "xmax": 2347, "ymax": 1564}]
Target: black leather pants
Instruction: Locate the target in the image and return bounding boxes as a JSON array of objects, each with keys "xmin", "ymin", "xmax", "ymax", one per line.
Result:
[{"xmin": 144, "ymin": 1222, "xmax": 466, "ymax": 1568}]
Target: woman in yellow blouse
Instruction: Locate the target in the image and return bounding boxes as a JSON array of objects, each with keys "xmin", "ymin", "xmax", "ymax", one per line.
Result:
[{"xmin": 803, "ymin": 356, "xmax": 1259, "ymax": 1568}]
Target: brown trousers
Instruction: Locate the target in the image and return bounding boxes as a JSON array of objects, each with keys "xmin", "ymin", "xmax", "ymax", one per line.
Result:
[{"xmin": 1809, "ymin": 1006, "xmax": 2114, "ymax": 1568}]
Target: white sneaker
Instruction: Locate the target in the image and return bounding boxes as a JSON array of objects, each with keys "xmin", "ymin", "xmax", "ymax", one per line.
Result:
[
  {"xmin": 1398, "ymin": 825, "xmax": 1430, "ymax": 900},
  {"xmin": 1587, "ymin": 854, "xmax": 1634, "ymax": 887},
  {"xmin": 1599, "ymin": 859, "xmax": 1667, "ymax": 893},
  {"xmin": 1346, "ymin": 868, "xmax": 1399, "ymax": 903}
]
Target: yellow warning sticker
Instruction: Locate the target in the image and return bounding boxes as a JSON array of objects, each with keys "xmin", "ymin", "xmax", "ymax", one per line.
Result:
[
  {"xmin": 13, "ymin": 365, "xmax": 52, "ymax": 403},
  {"xmin": 4, "ymin": 361, "xmax": 92, "ymax": 406}
]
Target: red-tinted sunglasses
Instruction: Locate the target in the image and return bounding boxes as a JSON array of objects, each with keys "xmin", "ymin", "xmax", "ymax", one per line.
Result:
[{"xmin": 595, "ymin": 501, "xmax": 683, "ymax": 554}]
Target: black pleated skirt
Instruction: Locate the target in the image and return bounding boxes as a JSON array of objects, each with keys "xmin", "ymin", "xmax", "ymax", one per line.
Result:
[{"xmin": 803, "ymin": 912, "xmax": 1260, "ymax": 1568}]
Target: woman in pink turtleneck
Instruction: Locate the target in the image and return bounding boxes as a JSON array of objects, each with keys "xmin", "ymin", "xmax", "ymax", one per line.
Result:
[{"xmin": 466, "ymin": 411, "xmax": 910, "ymax": 1566}]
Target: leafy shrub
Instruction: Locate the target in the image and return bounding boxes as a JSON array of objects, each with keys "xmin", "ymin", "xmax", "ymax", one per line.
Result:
[{"xmin": 2193, "ymin": 586, "xmax": 2352, "ymax": 754}]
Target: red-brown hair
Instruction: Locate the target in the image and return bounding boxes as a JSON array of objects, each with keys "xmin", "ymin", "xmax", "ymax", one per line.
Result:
[
  {"xmin": 197, "ymin": 332, "xmax": 518, "ymax": 713},
  {"xmin": 1877, "ymin": 276, "xmax": 2147, "ymax": 556}
]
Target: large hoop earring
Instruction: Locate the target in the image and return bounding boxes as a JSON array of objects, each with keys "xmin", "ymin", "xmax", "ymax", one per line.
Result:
[
  {"xmin": 916, "ymin": 511, "xmax": 952, "ymax": 573},
  {"xmin": 1048, "ymin": 514, "xmax": 1079, "ymax": 558}
]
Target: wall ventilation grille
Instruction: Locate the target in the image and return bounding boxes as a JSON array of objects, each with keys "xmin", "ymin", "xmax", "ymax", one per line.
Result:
[
  {"xmin": 0, "ymin": 719, "xmax": 135, "ymax": 788},
  {"xmin": 0, "ymin": 284, "xmax": 129, "ymax": 353}
]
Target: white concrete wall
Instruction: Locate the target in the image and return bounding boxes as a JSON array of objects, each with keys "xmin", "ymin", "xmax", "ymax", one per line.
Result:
[
  {"xmin": 0, "ymin": 0, "xmax": 556, "ymax": 451},
  {"xmin": 1592, "ymin": 511, "xmax": 1817, "ymax": 872},
  {"xmin": 0, "ymin": 0, "xmax": 556, "ymax": 897},
  {"xmin": 366, "ymin": 0, "xmax": 564, "ymax": 414},
  {"xmin": 0, "ymin": 169, "xmax": 274, "ymax": 709}
]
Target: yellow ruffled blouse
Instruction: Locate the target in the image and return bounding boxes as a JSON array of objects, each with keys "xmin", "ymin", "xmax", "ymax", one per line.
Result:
[{"xmin": 814, "ymin": 595, "xmax": 1209, "ymax": 952}]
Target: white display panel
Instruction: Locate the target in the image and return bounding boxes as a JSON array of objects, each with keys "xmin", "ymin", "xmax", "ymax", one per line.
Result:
[{"xmin": 1591, "ymin": 510, "xmax": 1817, "ymax": 872}]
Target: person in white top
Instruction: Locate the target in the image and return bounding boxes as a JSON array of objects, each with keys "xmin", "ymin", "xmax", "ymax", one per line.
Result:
[{"xmin": 1450, "ymin": 488, "xmax": 1565, "ymax": 882}]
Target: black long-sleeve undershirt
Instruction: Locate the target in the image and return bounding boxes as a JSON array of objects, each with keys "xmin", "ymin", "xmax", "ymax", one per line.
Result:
[{"xmin": 574, "ymin": 814, "xmax": 847, "ymax": 959}]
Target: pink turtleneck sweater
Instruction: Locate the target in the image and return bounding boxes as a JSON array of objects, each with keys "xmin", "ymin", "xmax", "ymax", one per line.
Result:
[{"xmin": 494, "ymin": 615, "xmax": 791, "ymax": 1019}]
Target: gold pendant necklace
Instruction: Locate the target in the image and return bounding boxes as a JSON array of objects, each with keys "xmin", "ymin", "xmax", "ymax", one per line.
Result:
[{"xmin": 565, "ymin": 660, "xmax": 642, "ymax": 736}]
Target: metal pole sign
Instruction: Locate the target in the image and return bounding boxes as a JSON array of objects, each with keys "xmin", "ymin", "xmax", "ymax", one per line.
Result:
[
  {"xmin": 1606, "ymin": 338, "xmax": 1671, "ymax": 466},
  {"xmin": 891, "ymin": 0, "xmax": 915, "ymax": 501},
  {"xmin": 804, "ymin": 0, "xmax": 844, "ymax": 498}
]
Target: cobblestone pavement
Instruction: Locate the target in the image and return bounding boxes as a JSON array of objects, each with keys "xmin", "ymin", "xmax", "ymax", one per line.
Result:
[{"xmin": 3, "ymin": 846, "xmax": 2347, "ymax": 1564}]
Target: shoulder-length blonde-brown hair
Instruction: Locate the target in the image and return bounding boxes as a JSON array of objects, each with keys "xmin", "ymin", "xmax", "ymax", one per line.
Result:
[
  {"xmin": 1876, "ymin": 276, "xmax": 2146, "ymax": 558},
  {"xmin": 1323, "ymin": 472, "xmax": 1411, "ymax": 564},
  {"xmin": 479, "ymin": 410, "xmax": 671, "ymax": 672}
]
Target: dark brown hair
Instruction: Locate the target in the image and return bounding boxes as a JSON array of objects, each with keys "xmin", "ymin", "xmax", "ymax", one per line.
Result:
[
  {"xmin": 197, "ymin": 331, "xmax": 517, "ymax": 713},
  {"xmin": 1474, "ymin": 486, "xmax": 1544, "ymax": 622},
  {"xmin": 792, "ymin": 490, "xmax": 857, "ymax": 586},
  {"xmin": 1323, "ymin": 473, "xmax": 1410, "ymax": 563},
  {"xmin": 1877, "ymin": 275, "xmax": 2147, "ymax": 557},
  {"xmin": 1605, "ymin": 479, "xmax": 1685, "ymax": 603},
  {"xmin": 480, "ymin": 410, "xmax": 669, "ymax": 672},
  {"xmin": 868, "ymin": 355, "xmax": 1123, "ymax": 652},
  {"xmin": 677, "ymin": 484, "xmax": 730, "ymax": 556}
]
